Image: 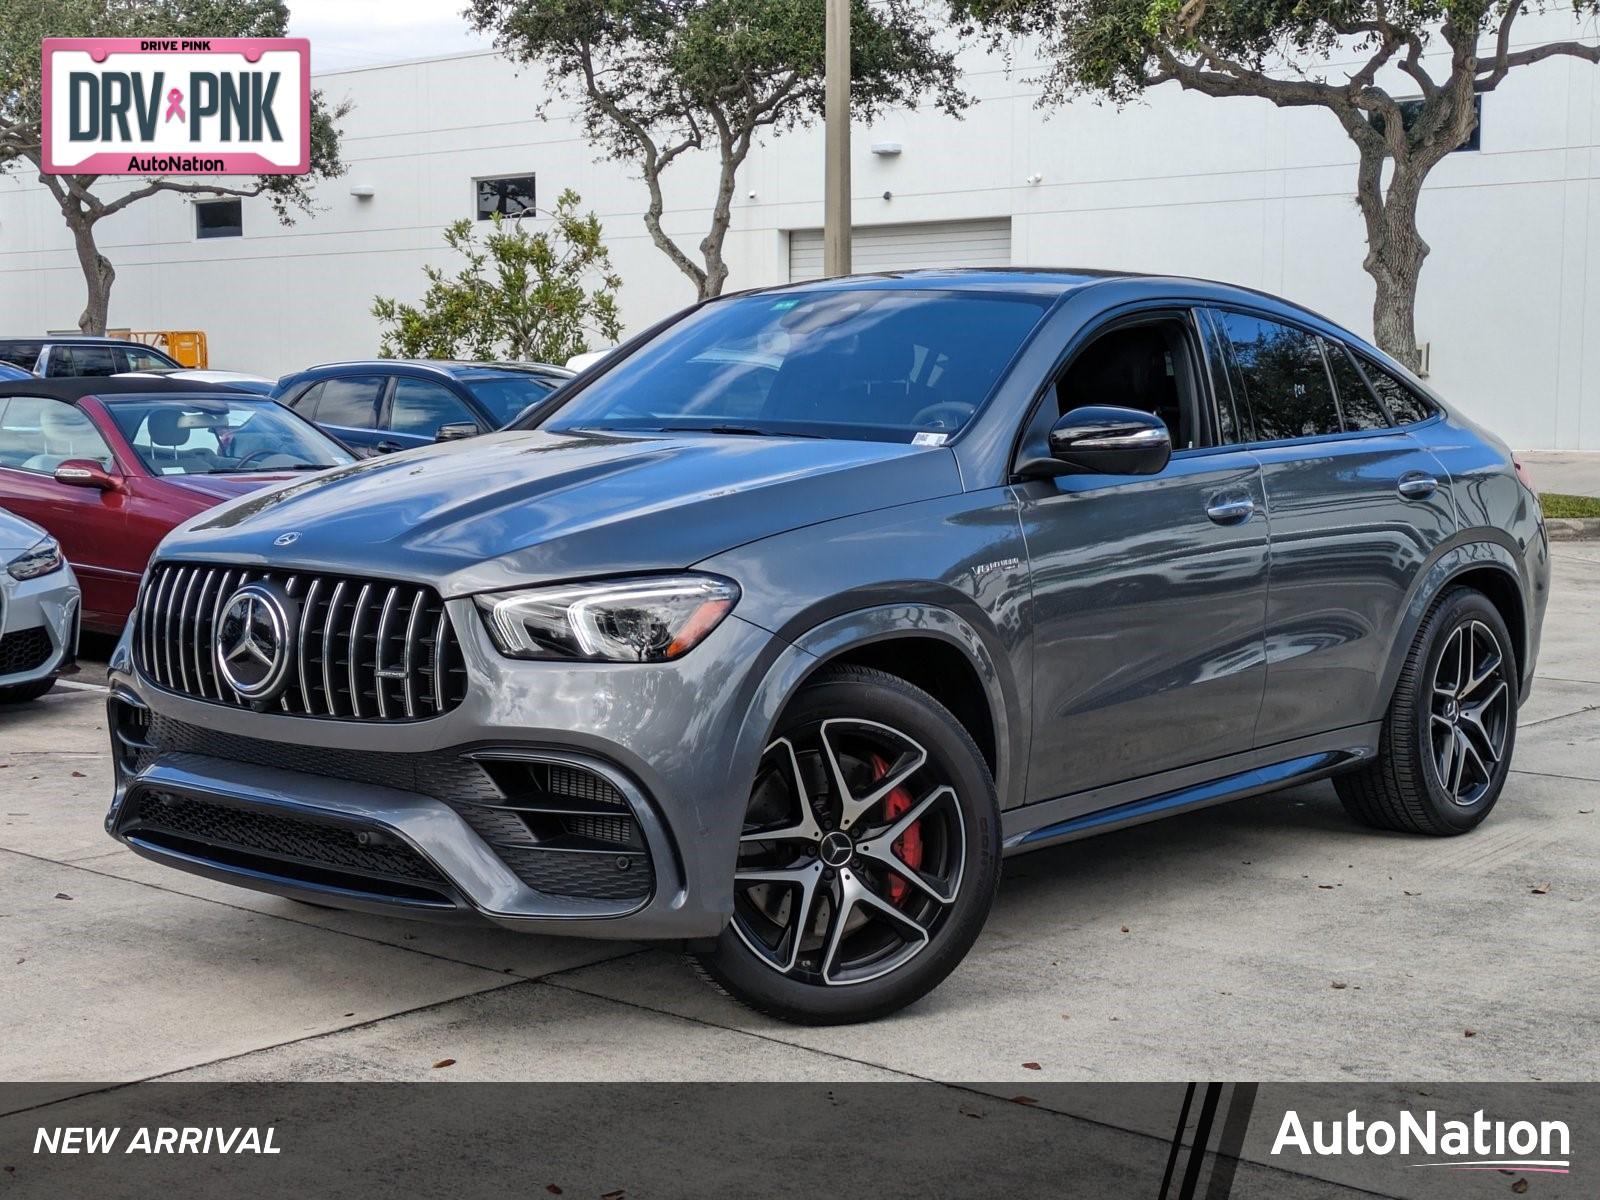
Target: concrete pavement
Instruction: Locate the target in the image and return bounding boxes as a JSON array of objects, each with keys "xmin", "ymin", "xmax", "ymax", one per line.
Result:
[
  {"xmin": 1518, "ymin": 450, "xmax": 1600, "ymax": 497},
  {"xmin": 3, "ymin": 545, "xmax": 1597, "ymax": 1090}
]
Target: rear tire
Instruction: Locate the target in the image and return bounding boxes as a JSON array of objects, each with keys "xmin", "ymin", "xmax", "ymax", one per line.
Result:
[
  {"xmin": 1335, "ymin": 588, "xmax": 1517, "ymax": 835},
  {"xmin": 693, "ymin": 665, "xmax": 1000, "ymax": 1024},
  {"xmin": 0, "ymin": 677, "xmax": 56, "ymax": 705}
]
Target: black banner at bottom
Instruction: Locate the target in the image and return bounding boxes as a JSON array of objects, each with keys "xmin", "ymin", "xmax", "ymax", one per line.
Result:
[{"xmin": 1, "ymin": 1082, "xmax": 1592, "ymax": 1198}]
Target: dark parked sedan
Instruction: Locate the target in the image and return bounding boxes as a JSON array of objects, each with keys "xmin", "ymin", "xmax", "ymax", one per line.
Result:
[
  {"xmin": 106, "ymin": 270, "xmax": 1546, "ymax": 1023},
  {"xmin": 274, "ymin": 360, "xmax": 572, "ymax": 455},
  {"xmin": 0, "ymin": 378, "xmax": 353, "ymax": 632}
]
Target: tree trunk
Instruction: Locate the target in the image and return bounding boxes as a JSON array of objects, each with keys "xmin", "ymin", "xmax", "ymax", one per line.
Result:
[
  {"xmin": 1354, "ymin": 142, "xmax": 1431, "ymax": 373},
  {"xmin": 697, "ymin": 136, "xmax": 746, "ymax": 300},
  {"xmin": 68, "ymin": 214, "xmax": 115, "ymax": 335}
]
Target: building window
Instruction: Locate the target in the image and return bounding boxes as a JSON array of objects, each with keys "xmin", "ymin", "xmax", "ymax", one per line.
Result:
[
  {"xmin": 1370, "ymin": 95, "xmax": 1482, "ymax": 152},
  {"xmin": 476, "ymin": 174, "xmax": 536, "ymax": 220},
  {"xmin": 195, "ymin": 198, "xmax": 243, "ymax": 239}
]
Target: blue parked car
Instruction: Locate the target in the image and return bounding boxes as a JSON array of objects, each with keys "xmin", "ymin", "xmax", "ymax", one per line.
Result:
[{"xmin": 274, "ymin": 360, "xmax": 573, "ymax": 455}]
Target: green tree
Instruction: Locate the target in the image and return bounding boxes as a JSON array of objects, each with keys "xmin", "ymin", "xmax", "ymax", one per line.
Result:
[
  {"xmin": 0, "ymin": 0, "xmax": 347, "ymax": 334},
  {"xmin": 372, "ymin": 189, "xmax": 623, "ymax": 364},
  {"xmin": 952, "ymin": 0, "xmax": 1600, "ymax": 370},
  {"xmin": 467, "ymin": 0, "xmax": 969, "ymax": 299}
]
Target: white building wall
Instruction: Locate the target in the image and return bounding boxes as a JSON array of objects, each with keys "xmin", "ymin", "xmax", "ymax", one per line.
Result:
[{"xmin": 1, "ymin": 17, "xmax": 1597, "ymax": 449}]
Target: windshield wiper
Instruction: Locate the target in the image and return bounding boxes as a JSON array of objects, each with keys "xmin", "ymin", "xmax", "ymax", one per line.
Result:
[{"xmin": 653, "ymin": 423, "xmax": 824, "ymax": 439}]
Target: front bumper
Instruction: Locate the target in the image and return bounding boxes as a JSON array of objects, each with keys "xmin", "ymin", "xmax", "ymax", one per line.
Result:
[
  {"xmin": 0, "ymin": 563, "xmax": 79, "ymax": 687},
  {"xmin": 104, "ymin": 606, "xmax": 799, "ymax": 940}
]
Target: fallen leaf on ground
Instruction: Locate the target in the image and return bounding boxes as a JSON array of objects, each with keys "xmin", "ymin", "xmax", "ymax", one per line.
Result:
[
  {"xmin": 53, "ymin": 893, "xmax": 72, "ymax": 901},
  {"xmin": 1464, "ymin": 1029, "xmax": 1478, "ymax": 1038},
  {"xmin": 1022, "ymin": 1062, "xmax": 1041, "ymax": 1071},
  {"xmin": 1317, "ymin": 884, "xmax": 1335, "ymax": 889},
  {"xmin": 1120, "ymin": 925, "xmax": 1130, "ymax": 933},
  {"xmin": 1331, "ymin": 981, "xmax": 1348, "ymax": 990},
  {"xmin": 1530, "ymin": 882, "xmax": 1551, "ymax": 895},
  {"xmin": 600, "ymin": 1190, "xmax": 626, "ymax": 1200},
  {"xmin": 70, "ymin": 770, "xmax": 86, "ymax": 778},
  {"xmin": 431, "ymin": 1058, "xmax": 455, "ymax": 1069},
  {"xmin": 959, "ymin": 1106, "xmax": 984, "ymax": 1120},
  {"xmin": 1010, "ymin": 1096, "xmax": 1038, "ymax": 1106},
  {"xmin": 1512, "ymin": 1179, "xmax": 1529, "ymax": 1193},
  {"xmin": 546, "ymin": 1186, "xmax": 562, "ymax": 1195},
  {"xmin": 1403, "ymin": 890, "xmax": 1421, "ymax": 896}
]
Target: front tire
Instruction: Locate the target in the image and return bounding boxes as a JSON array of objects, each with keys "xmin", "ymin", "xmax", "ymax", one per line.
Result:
[
  {"xmin": 693, "ymin": 665, "xmax": 1000, "ymax": 1024},
  {"xmin": 1336, "ymin": 588, "xmax": 1517, "ymax": 835}
]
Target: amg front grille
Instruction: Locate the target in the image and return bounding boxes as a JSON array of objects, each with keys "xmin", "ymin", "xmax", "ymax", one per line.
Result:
[
  {"xmin": 0, "ymin": 626, "xmax": 52, "ymax": 676},
  {"xmin": 134, "ymin": 562, "xmax": 467, "ymax": 720}
]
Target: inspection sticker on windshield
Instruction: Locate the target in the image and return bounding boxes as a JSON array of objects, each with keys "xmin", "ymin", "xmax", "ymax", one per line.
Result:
[{"xmin": 912, "ymin": 431, "xmax": 949, "ymax": 446}]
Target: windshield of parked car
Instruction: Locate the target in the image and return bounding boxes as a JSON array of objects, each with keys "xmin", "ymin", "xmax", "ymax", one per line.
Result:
[
  {"xmin": 534, "ymin": 288, "xmax": 1053, "ymax": 443},
  {"xmin": 460, "ymin": 372, "xmax": 565, "ymax": 427},
  {"xmin": 106, "ymin": 396, "xmax": 355, "ymax": 476}
]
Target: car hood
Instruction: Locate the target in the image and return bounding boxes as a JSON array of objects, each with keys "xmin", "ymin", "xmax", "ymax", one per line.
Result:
[
  {"xmin": 0, "ymin": 505, "xmax": 50, "ymax": 558},
  {"xmin": 159, "ymin": 429, "xmax": 962, "ymax": 594}
]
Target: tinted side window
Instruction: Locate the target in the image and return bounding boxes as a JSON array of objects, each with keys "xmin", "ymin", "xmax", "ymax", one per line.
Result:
[
  {"xmin": 1217, "ymin": 312, "xmax": 1340, "ymax": 441},
  {"xmin": 1323, "ymin": 340, "xmax": 1390, "ymax": 431},
  {"xmin": 387, "ymin": 378, "xmax": 474, "ymax": 437},
  {"xmin": 1359, "ymin": 358, "xmax": 1434, "ymax": 425},
  {"xmin": 311, "ymin": 377, "xmax": 383, "ymax": 429},
  {"xmin": 289, "ymin": 382, "xmax": 324, "ymax": 418},
  {"xmin": 49, "ymin": 345, "xmax": 120, "ymax": 377},
  {"xmin": 0, "ymin": 341, "xmax": 42, "ymax": 370},
  {"xmin": 122, "ymin": 347, "xmax": 175, "ymax": 372}
]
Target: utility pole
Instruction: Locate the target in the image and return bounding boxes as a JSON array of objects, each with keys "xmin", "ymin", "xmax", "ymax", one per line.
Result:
[{"xmin": 823, "ymin": 0, "xmax": 851, "ymax": 277}]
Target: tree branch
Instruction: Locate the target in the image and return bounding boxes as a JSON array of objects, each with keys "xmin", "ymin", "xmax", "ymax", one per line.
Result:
[{"xmin": 1480, "ymin": 37, "xmax": 1599, "ymax": 88}]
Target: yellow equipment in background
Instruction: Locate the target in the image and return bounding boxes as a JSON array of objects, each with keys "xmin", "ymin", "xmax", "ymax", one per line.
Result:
[{"xmin": 107, "ymin": 329, "xmax": 209, "ymax": 368}]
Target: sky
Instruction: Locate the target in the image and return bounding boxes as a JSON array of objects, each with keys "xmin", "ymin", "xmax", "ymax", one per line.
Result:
[{"xmin": 287, "ymin": 0, "xmax": 495, "ymax": 72}]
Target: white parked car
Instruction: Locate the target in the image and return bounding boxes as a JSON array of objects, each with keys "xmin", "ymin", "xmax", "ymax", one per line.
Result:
[
  {"xmin": 564, "ymin": 348, "xmax": 613, "ymax": 373},
  {"xmin": 113, "ymin": 368, "xmax": 276, "ymax": 395},
  {"xmin": 0, "ymin": 507, "xmax": 80, "ymax": 704}
]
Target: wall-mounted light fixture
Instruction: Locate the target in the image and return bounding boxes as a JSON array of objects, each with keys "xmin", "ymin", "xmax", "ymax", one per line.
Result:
[
  {"xmin": 870, "ymin": 141, "xmax": 902, "ymax": 157},
  {"xmin": 349, "ymin": 184, "xmax": 376, "ymax": 199}
]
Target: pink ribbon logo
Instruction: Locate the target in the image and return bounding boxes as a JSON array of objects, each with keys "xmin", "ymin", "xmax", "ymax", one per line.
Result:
[{"xmin": 164, "ymin": 88, "xmax": 185, "ymax": 123}]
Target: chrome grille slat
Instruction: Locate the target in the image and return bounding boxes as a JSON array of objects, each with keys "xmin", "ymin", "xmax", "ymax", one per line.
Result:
[
  {"xmin": 175, "ymin": 567, "xmax": 200, "ymax": 695},
  {"xmin": 134, "ymin": 563, "xmax": 463, "ymax": 723},
  {"xmin": 321, "ymin": 579, "xmax": 348, "ymax": 717},
  {"xmin": 347, "ymin": 583, "xmax": 373, "ymax": 719},
  {"xmin": 400, "ymin": 590, "xmax": 425, "ymax": 719},
  {"xmin": 297, "ymin": 578, "xmax": 321, "ymax": 713},
  {"xmin": 432, "ymin": 606, "xmax": 450, "ymax": 713},
  {"xmin": 373, "ymin": 585, "xmax": 399, "ymax": 720}
]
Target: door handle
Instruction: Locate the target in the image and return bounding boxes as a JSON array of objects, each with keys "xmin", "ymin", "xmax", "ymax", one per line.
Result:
[
  {"xmin": 374, "ymin": 440, "xmax": 402, "ymax": 454},
  {"xmin": 1205, "ymin": 497, "xmax": 1255, "ymax": 525},
  {"xmin": 1397, "ymin": 473, "xmax": 1438, "ymax": 500}
]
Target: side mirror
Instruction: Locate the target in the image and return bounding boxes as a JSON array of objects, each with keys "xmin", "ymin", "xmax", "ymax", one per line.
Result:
[
  {"xmin": 435, "ymin": 422, "xmax": 480, "ymax": 442},
  {"xmin": 1019, "ymin": 406, "xmax": 1172, "ymax": 478},
  {"xmin": 54, "ymin": 459, "xmax": 123, "ymax": 491}
]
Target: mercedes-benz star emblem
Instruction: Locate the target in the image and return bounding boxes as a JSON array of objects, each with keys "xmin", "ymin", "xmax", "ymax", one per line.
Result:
[
  {"xmin": 215, "ymin": 582, "xmax": 297, "ymax": 703},
  {"xmin": 274, "ymin": 532, "xmax": 300, "ymax": 547}
]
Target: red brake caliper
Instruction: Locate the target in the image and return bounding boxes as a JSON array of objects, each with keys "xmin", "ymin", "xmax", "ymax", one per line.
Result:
[{"xmin": 870, "ymin": 753, "xmax": 923, "ymax": 905}]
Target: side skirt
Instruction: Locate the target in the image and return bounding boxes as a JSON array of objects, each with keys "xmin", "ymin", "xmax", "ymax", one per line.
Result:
[{"xmin": 1002, "ymin": 724, "xmax": 1381, "ymax": 855}]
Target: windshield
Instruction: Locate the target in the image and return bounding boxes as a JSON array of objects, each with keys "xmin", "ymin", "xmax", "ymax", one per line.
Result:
[
  {"xmin": 461, "ymin": 373, "xmax": 564, "ymax": 427},
  {"xmin": 537, "ymin": 289, "xmax": 1051, "ymax": 443},
  {"xmin": 106, "ymin": 396, "xmax": 355, "ymax": 476}
]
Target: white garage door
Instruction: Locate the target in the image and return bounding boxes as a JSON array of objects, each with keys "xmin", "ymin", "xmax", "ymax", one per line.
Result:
[{"xmin": 788, "ymin": 218, "xmax": 1011, "ymax": 282}]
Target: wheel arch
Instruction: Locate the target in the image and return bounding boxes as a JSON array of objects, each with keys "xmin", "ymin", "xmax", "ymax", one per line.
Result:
[{"xmin": 1375, "ymin": 538, "xmax": 1531, "ymax": 714}]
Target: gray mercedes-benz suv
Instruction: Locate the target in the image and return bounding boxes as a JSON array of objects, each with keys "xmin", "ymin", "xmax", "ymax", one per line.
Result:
[{"xmin": 104, "ymin": 270, "xmax": 1549, "ymax": 1023}]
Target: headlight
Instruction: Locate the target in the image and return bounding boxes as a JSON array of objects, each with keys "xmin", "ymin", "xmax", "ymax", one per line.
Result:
[
  {"xmin": 476, "ymin": 574, "xmax": 740, "ymax": 663},
  {"xmin": 6, "ymin": 537, "xmax": 63, "ymax": 581}
]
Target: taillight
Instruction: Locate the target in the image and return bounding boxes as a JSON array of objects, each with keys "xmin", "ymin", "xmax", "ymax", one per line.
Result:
[{"xmin": 1513, "ymin": 457, "xmax": 1538, "ymax": 497}]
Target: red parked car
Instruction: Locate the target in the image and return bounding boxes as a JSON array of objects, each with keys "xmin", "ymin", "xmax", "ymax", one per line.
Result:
[{"xmin": 0, "ymin": 378, "xmax": 354, "ymax": 633}]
